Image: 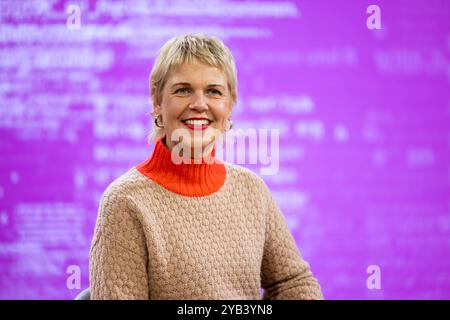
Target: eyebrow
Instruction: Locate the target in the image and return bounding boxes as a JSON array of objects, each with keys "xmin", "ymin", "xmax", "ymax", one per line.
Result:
[{"xmin": 170, "ymin": 82, "xmax": 225, "ymax": 89}]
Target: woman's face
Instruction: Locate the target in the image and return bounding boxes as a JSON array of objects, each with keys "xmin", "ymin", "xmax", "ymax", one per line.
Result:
[{"xmin": 154, "ymin": 61, "xmax": 233, "ymax": 158}]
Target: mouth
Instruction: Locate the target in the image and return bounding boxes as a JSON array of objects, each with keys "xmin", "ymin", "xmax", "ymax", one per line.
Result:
[{"xmin": 181, "ymin": 118, "xmax": 213, "ymax": 131}]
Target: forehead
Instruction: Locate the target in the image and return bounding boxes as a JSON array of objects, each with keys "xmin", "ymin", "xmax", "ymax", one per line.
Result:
[{"xmin": 166, "ymin": 62, "xmax": 227, "ymax": 86}]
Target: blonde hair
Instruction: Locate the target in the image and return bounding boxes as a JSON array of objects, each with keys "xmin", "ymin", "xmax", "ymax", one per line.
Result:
[{"xmin": 147, "ymin": 34, "xmax": 238, "ymax": 143}]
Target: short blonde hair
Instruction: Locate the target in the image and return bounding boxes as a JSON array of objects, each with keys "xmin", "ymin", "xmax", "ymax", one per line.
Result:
[{"xmin": 148, "ymin": 34, "xmax": 238, "ymax": 143}]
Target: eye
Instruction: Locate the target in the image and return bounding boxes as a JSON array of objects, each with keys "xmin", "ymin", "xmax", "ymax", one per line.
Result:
[
  {"xmin": 207, "ymin": 88, "xmax": 222, "ymax": 95},
  {"xmin": 174, "ymin": 87, "xmax": 190, "ymax": 95}
]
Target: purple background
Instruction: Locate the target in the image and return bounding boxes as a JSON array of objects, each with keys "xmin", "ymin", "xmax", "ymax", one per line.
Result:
[{"xmin": 0, "ymin": 0, "xmax": 449, "ymax": 299}]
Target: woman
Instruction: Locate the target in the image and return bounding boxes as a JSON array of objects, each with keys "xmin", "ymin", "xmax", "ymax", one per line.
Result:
[{"xmin": 89, "ymin": 34, "xmax": 323, "ymax": 300}]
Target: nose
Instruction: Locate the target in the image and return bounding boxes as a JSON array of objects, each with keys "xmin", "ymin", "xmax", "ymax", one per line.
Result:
[{"xmin": 189, "ymin": 91, "xmax": 208, "ymax": 112}]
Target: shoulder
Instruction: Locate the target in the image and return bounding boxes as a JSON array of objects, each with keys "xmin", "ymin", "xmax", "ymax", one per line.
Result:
[
  {"xmin": 99, "ymin": 167, "xmax": 146, "ymax": 209},
  {"xmin": 223, "ymin": 162, "xmax": 271, "ymax": 195},
  {"xmin": 222, "ymin": 163, "xmax": 279, "ymax": 220},
  {"xmin": 103, "ymin": 166, "xmax": 153, "ymax": 196},
  {"xmin": 92, "ymin": 169, "xmax": 147, "ymax": 253}
]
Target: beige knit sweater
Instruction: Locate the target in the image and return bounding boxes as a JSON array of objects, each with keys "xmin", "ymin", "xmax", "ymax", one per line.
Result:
[{"xmin": 89, "ymin": 141, "xmax": 323, "ymax": 300}]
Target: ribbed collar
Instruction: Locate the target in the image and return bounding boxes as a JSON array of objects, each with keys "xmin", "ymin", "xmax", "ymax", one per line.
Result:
[{"xmin": 136, "ymin": 137, "xmax": 226, "ymax": 197}]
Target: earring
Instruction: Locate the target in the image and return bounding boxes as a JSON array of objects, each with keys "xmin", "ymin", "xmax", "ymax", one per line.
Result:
[
  {"xmin": 154, "ymin": 114, "xmax": 164, "ymax": 128},
  {"xmin": 225, "ymin": 118, "xmax": 233, "ymax": 131}
]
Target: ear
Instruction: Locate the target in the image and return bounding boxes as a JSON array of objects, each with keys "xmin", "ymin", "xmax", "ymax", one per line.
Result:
[
  {"xmin": 153, "ymin": 103, "xmax": 161, "ymax": 116},
  {"xmin": 151, "ymin": 85, "xmax": 161, "ymax": 114},
  {"xmin": 227, "ymin": 102, "xmax": 234, "ymax": 118}
]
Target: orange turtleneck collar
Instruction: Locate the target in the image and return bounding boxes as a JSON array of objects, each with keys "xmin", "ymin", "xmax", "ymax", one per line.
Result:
[{"xmin": 136, "ymin": 137, "xmax": 226, "ymax": 197}]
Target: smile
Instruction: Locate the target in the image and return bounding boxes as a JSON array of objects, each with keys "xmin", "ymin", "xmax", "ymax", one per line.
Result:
[{"xmin": 181, "ymin": 119, "xmax": 212, "ymax": 131}]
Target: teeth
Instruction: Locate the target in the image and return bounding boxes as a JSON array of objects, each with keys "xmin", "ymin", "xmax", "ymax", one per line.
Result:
[{"xmin": 184, "ymin": 119, "xmax": 210, "ymax": 125}]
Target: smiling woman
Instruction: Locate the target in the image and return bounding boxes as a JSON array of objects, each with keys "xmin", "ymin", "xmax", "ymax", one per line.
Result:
[
  {"xmin": 148, "ymin": 34, "xmax": 238, "ymax": 155},
  {"xmin": 89, "ymin": 34, "xmax": 324, "ymax": 300},
  {"xmin": 153, "ymin": 61, "xmax": 232, "ymax": 158}
]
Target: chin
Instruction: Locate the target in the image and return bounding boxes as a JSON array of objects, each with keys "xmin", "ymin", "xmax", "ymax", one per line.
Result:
[
  {"xmin": 170, "ymin": 127, "xmax": 220, "ymax": 157},
  {"xmin": 190, "ymin": 137, "xmax": 212, "ymax": 150}
]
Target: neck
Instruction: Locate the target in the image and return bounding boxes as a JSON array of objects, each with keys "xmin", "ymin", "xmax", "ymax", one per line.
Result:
[
  {"xmin": 160, "ymin": 136, "xmax": 216, "ymax": 163},
  {"xmin": 136, "ymin": 137, "xmax": 226, "ymax": 197},
  {"xmin": 162, "ymin": 136, "xmax": 216, "ymax": 161}
]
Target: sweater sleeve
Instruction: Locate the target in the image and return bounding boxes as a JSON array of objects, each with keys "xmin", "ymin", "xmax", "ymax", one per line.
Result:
[
  {"xmin": 89, "ymin": 188, "xmax": 149, "ymax": 300},
  {"xmin": 260, "ymin": 191, "xmax": 324, "ymax": 300}
]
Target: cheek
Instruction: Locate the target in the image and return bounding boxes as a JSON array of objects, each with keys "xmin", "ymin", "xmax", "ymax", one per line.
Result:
[
  {"xmin": 220, "ymin": 109, "xmax": 232, "ymax": 129},
  {"xmin": 213, "ymin": 101, "xmax": 231, "ymax": 120},
  {"xmin": 162, "ymin": 98, "xmax": 184, "ymax": 124}
]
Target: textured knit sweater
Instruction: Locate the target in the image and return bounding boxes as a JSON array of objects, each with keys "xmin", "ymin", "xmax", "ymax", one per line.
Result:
[{"xmin": 89, "ymin": 138, "xmax": 323, "ymax": 300}]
